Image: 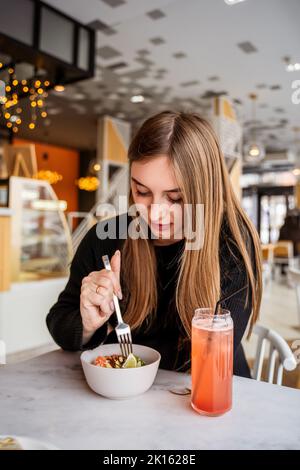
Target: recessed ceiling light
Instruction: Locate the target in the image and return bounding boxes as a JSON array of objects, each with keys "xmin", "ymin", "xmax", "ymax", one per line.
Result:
[
  {"xmin": 286, "ymin": 62, "xmax": 300, "ymax": 72},
  {"xmin": 54, "ymin": 85, "xmax": 65, "ymax": 92},
  {"xmin": 130, "ymin": 95, "xmax": 144, "ymax": 103},
  {"xmin": 283, "ymin": 56, "xmax": 300, "ymax": 72},
  {"xmin": 224, "ymin": 0, "xmax": 246, "ymax": 4}
]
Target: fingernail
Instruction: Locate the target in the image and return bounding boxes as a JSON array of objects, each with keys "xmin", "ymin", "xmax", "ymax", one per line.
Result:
[
  {"xmin": 118, "ymin": 290, "xmax": 123, "ymax": 300},
  {"xmin": 110, "ymin": 301, "xmax": 115, "ymax": 311}
]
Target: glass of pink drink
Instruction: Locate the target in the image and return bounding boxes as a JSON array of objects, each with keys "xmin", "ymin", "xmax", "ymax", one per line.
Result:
[{"xmin": 191, "ymin": 308, "xmax": 233, "ymax": 416}]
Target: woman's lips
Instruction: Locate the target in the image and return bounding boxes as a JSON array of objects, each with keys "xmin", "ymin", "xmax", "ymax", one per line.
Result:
[{"xmin": 150, "ymin": 221, "xmax": 173, "ymax": 231}]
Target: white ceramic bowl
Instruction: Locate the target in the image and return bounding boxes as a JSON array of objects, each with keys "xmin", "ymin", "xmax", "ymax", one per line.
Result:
[{"xmin": 81, "ymin": 344, "xmax": 161, "ymax": 399}]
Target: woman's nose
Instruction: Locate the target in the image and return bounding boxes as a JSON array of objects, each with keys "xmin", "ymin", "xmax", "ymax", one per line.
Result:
[{"xmin": 150, "ymin": 201, "xmax": 170, "ymax": 222}]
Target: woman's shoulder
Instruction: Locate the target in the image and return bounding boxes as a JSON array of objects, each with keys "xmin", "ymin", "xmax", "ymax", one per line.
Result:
[{"xmin": 219, "ymin": 214, "xmax": 255, "ymax": 274}]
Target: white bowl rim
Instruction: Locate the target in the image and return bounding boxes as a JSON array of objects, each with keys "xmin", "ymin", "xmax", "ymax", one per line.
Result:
[{"xmin": 80, "ymin": 343, "xmax": 161, "ymax": 370}]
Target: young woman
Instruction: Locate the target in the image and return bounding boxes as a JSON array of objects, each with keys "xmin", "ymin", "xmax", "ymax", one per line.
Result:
[{"xmin": 47, "ymin": 111, "xmax": 262, "ymax": 378}]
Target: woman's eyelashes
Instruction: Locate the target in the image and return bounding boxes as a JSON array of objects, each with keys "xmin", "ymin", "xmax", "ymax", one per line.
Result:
[
  {"xmin": 135, "ymin": 189, "xmax": 151, "ymax": 197},
  {"xmin": 167, "ymin": 195, "xmax": 182, "ymax": 204},
  {"xmin": 135, "ymin": 189, "xmax": 182, "ymax": 204}
]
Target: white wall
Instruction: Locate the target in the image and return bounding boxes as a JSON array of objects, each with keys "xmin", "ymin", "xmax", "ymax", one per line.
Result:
[{"xmin": 0, "ymin": 277, "xmax": 67, "ymax": 355}]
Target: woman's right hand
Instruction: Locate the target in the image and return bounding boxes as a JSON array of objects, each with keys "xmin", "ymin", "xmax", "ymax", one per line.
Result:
[{"xmin": 80, "ymin": 250, "xmax": 122, "ymax": 344}]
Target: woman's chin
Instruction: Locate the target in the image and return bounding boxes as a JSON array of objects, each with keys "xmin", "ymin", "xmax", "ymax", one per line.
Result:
[{"xmin": 150, "ymin": 223, "xmax": 173, "ymax": 238}]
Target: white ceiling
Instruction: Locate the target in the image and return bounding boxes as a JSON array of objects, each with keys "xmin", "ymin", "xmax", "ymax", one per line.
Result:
[{"xmin": 24, "ymin": 0, "xmax": 300, "ymax": 151}]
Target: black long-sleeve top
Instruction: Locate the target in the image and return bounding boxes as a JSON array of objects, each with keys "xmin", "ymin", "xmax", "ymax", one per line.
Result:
[{"xmin": 46, "ymin": 212, "xmax": 255, "ymax": 378}]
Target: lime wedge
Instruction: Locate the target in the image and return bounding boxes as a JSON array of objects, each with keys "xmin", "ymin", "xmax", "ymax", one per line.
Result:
[{"xmin": 122, "ymin": 353, "xmax": 137, "ymax": 368}]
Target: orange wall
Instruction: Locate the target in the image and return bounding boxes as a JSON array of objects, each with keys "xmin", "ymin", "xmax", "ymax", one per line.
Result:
[{"xmin": 14, "ymin": 139, "xmax": 79, "ymax": 212}]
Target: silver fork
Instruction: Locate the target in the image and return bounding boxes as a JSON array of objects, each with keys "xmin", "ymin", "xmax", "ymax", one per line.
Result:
[{"xmin": 102, "ymin": 254, "xmax": 133, "ymax": 357}]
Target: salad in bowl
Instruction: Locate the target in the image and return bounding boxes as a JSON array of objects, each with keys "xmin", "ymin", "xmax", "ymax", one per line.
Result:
[{"xmin": 81, "ymin": 344, "xmax": 161, "ymax": 399}]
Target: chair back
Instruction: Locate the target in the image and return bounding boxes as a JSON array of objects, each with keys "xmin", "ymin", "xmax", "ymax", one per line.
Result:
[{"xmin": 252, "ymin": 324, "xmax": 297, "ymax": 385}]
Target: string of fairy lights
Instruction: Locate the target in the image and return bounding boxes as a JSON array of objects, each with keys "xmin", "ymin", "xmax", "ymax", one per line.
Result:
[
  {"xmin": 0, "ymin": 63, "xmax": 100, "ymax": 191},
  {"xmin": 0, "ymin": 62, "xmax": 64, "ymax": 133}
]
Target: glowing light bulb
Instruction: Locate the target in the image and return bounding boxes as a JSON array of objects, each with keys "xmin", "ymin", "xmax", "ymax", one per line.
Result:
[
  {"xmin": 54, "ymin": 85, "xmax": 65, "ymax": 92},
  {"xmin": 249, "ymin": 146, "xmax": 260, "ymax": 157},
  {"xmin": 130, "ymin": 94, "xmax": 144, "ymax": 103}
]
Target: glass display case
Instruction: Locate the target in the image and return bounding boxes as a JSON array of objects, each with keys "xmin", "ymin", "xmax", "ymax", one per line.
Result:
[
  {"xmin": 9, "ymin": 176, "xmax": 73, "ymax": 281},
  {"xmin": 0, "ymin": 179, "xmax": 8, "ymax": 207}
]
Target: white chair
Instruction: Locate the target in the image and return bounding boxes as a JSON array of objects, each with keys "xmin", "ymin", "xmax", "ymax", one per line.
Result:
[
  {"xmin": 252, "ymin": 324, "xmax": 297, "ymax": 385},
  {"xmin": 288, "ymin": 267, "xmax": 300, "ymax": 327}
]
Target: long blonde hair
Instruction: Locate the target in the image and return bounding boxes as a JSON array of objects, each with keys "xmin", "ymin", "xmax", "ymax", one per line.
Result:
[{"xmin": 120, "ymin": 111, "xmax": 262, "ymax": 339}]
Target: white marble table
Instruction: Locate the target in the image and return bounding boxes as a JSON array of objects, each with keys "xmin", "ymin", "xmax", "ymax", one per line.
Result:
[{"xmin": 0, "ymin": 350, "xmax": 300, "ymax": 450}]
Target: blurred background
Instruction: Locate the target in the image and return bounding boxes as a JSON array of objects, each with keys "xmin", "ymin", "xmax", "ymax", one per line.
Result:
[{"xmin": 0, "ymin": 0, "xmax": 299, "ymax": 388}]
